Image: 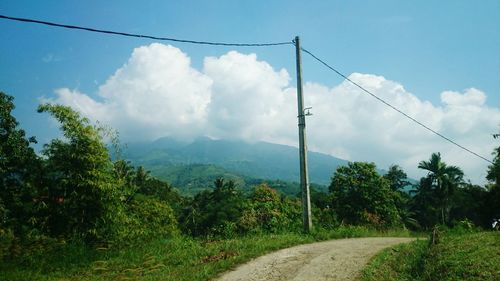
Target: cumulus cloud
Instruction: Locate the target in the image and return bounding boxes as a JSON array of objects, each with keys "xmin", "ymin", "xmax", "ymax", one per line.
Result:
[
  {"xmin": 303, "ymin": 76, "xmax": 499, "ymax": 183},
  {"xmin": 46, "ymin": 43, "xmax": 500, "ymax": 184},
  {"xmin": 49, "ymin": 44, "xmax": 212, "ymax": 140},
  {"xmin": 203, "ymin": 51, "xmax": 293, "ymax": 142},
  {"xmin": 441, "ymin": 88, "xmax": 486, "ymax": 107}
]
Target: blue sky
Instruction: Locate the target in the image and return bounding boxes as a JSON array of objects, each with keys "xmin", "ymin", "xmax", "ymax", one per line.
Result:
[{"xmin": 1, "ymin": 0, "xmax": 499, "ymax": 183}]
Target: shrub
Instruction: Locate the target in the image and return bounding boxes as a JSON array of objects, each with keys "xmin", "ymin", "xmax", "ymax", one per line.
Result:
[
  {"xmin": 108, "ymin": 195, "xmax": 178, "ymax": 243},
  {"xmin": 0, "ymin": 227, "xmax": 14, "ymax": 261}
]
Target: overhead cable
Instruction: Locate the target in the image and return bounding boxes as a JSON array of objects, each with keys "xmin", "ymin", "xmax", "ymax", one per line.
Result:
[
  {"xmin": 1, "ymin": 13, "xmax": 491, "ymax": 164},
  {"xmin": 0, "ymin": 14, "xmax": 292, "ymax": 47},
  {"xmin": 300, "ymin": 47, "xmax": 493, "ymax": 164}
]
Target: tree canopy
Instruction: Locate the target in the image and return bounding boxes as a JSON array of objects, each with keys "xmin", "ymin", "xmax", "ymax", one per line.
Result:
[
  {"xmin": 417, "ymin": 152, "xmax": 464, "ymax": 225},
  {"xmin": 329, "ymin": 162, "xmax": 400, "ymax": 227}
]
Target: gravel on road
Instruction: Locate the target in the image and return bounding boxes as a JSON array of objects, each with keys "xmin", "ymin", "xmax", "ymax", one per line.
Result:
[{"xmin": 216, "ymin": 237, "xmax": 416, "ymax": 281}]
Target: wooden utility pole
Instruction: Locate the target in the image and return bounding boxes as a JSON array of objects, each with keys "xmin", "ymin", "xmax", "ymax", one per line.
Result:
[{"xmin": 294, "ymin": 36, "xmax": 312, "ymax": 232}]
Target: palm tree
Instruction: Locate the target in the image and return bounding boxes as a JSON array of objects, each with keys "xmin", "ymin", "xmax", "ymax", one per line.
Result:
[{"xmin": 418, "ymin": 152, "xmax": 464, "ymax": 225}]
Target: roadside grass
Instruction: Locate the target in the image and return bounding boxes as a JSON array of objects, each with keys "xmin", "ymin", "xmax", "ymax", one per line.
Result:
[
  {"xmin": 361, "ymin": 231, "xmax": 500, "ymax": 281},
  {"xmin": 1, "ymin": 226, "xmax": 415, "ymax": 281}
]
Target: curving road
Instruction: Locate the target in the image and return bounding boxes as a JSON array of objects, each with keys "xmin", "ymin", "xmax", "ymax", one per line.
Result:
[{"xmin": 216, "ymin": 237, "xmax": 416, "ymax": 281}]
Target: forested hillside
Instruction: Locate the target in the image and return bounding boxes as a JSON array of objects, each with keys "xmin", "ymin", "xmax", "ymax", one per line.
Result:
[{"xmin": 123, "ymin": 137, "xmax": 349, "ymax": 185}]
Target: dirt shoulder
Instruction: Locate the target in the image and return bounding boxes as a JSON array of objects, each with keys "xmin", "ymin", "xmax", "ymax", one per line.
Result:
[{"xmin": 215, "ymin": 237, "xmax": 416, "ymax": 281}]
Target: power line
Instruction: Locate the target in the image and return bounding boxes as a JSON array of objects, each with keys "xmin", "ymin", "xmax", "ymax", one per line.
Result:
[
  {"xmin": 300, "ymin": 47, "xmax": 493, "ymax": 164},
  {"xmin": 1, "ymin": 13, "xmax": 492, "ymax": 164},
  {"xmin": 0, "ymin": 14, "xmax": 292, "ymax": 47}
]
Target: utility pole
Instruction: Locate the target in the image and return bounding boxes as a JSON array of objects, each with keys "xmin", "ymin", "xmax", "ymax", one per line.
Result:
[{"xmin": 294, "ymin": 36, "xmax": 312, "ymax": 232}]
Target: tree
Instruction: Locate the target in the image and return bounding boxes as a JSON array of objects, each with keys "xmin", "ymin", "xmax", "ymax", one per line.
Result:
[
  {"xmin": 383, "ymin": 165, "xmax": 417, "ymax": 229},
  {"xmin": 410, "ymin": 177, "xmax": 441, "ymax": 228},
  {"xmin": 329, "ymin": 162, "xmax": 400, "ymax": 227},
  {"xmin": 113, "ymin": 159, "xmax": 136, "ymax": 202},
  {"xmin": 450, "ymin": 183, "xmax": 489, "ymax": 227},
  {"xmin": 179, "ymin": 178, "xmax": 245, "ymax": 236},
  {"xmin": 417, "ymin": 152, "xmax": 464, "ymax": 225},
  {"xmin": 383, "ymin": 165, "xmax": 409, "ymax": 191},
  {"xmin": 248, "ymin": 184, "xmax": 284, "ymax": 232},
  {"xmin": 0, "ymin": 92, "xmax": 41, "ymax": 238},
  {"xmin": 37, "ymin": 103, "xmax": 116, "ymax": 240},
  {"xmin": 484, "ymin": 132, "xmax": 500, "ymax": 227},
  {"xmin": 487, "ymin": 136, "xmax": 500, "ymax": 187}
]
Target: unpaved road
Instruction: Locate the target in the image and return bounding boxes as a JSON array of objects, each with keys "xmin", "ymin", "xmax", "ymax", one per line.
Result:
[{"xmin": 216, "ymin": 237, "xmax": 416, "ymax": 281}]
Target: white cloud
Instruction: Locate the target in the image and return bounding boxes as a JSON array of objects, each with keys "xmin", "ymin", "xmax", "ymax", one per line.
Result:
[
  {"xmin": 303, "ymin": 76, "xmax": 499, "ymax": 184},
  {"xmin": 441, "ymin": 88, "xmax": 486, "ymax": 107},
  {"xmin": 203, "ymin": 51, "xmax": 293, "ymax": 142},
  {"xmin": 49, "ymin": 43, "xmax": 213, "ymax": 140},
  {"xmin": 46, "ymin": 43, "xmax": 500, "ymax": 184}
]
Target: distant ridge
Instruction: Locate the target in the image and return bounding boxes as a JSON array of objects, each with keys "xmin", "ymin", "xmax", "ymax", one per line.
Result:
[{"xmin": 123, "ymin": 137, "xmax": 349, "ymax": 185}]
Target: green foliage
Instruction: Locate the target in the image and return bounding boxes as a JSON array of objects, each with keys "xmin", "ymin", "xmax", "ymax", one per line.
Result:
[
  {"xmin": 409, "ymin": 152, "xmax": 498, "ymax": 230},
  {"xmin": 178, "ymin": 180, "xmax": 305, "ymax": 237},
  {"xmin": 384, "ymin": 165, "xmax": 410, "ymax": 191},
  {"xmin": 1, "ymin": 227, "xmax": 416, "ymax": 281},
  {"xmin": 108, "ymin": 195, "xmax": 178, "ymax": 243},
  {"xmin": 449, "ymin": 183, "xmax": 490, "ymax": 228},
  {"xmin": 484, "ymin": 134, "xmax": 500, "ymax": 226},
  {"xmin": 0, "ymin": 227, "xmax": 15, "ymax": 260},
  {"xmin": 35, "ymin": 103, "xmax": 180, "ymax": 243},
  {"xmin": 146, "ymin": 162, "xmax": 326, "ymax": 198},
  {"xmin": 139, "ymin": 177, "xmax": 183, "ymax": 213},
  {"xmin": 416, "ymin": 152, "xmax": 464, "ymax": 226},
  {"xmin": 384, "ymin": 165, "xmax": 419, "ymax": 229},
  {"xmin": 310, "ymin": 225, "xmax": 412, "ymax": 240},
  {"xmin": 150, "ymin": 164, "xmax": 247, "ymax": 196},
  {"xmin": 487, "ymin": 138, "xmax": 500, "ymax": 186},
  {"xmin": 179, "ymin": 179, "xmax": 246, "ymax": 237},
  {"xmin": 329, "ymin": 162, "xmax": 401, "ymax": 227},
  {"xmin": 361, "ymin": 239, "xmax": 428, "ymax": 281},
  {"xmin": 410, "ymin": 177, "xmax": 439, "ymax": 228},
  {"xmin": 37, "ymin": 103, "xmax": 117, "ymax": 241},
  {"xmin": 2, "ymin": 93, "xmax": 498, "ymax": 280},
  {"xmin": 362, "ymin": 231, "xmax": 499, "ymax": 281},
  {"xmin": 0, "ymin": 234, "xmax": 310, "ymax": 281},
  {"xmin": 0, "ymin": 92, "xmax": 41, "ymax": 239},
  {"xmin": 244, "ymin": 184, "xmax": 302, "ymax": 233},
  {"xmin": 123, "ymin": 137, "xmax": 348, "ymax": 186},
  {"xmin": 112, "ymin": 159, "xmax": 138, "ymax": 202},
  {"xmin": 109, "ymin": 145, "xmax": 181, "ymax": 243},
  {"xmin": 0, "ymin": 92, "xmax": 44, "ymax": 263}
]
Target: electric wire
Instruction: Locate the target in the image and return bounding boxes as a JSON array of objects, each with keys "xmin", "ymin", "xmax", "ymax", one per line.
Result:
[
  {"xmin": 300, "ymin": 46, "xmax": 493, "ymax": 164},
  {"xmin": 0, "ymin": 14, "xmax": 293, "ymax": 47},
  {"xmin": 0, "ymin": 13, "xmax": 492, "ymax": 164}
]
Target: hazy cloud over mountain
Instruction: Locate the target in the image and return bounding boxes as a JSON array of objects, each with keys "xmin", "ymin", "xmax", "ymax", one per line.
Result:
[{"xmin": 46, "ymin": 43, "xmax": 500, "ymax": 183}]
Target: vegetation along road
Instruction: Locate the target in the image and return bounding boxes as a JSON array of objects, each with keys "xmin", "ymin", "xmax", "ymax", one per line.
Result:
[{"xmin": 216, "ymin": 237, "xmax": 416, "ymax": 281}]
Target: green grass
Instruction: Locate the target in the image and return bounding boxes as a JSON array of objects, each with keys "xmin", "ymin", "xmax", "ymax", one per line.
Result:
[
  {"xmin": 1, "ymin": 226, "xmax": 414, "ymax": 281},
  {"xmin": 362, "ymin": 231, "xmax": 500, "ymax": 281}
]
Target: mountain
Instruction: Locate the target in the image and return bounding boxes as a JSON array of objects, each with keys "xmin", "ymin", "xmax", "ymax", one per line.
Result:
[{"xmin": 123, "ymin": 137, "xmax": 349, "ymax": 186}]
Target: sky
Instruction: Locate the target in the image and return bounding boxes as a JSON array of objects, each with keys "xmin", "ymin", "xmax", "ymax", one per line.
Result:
[{"xmin": 1, "ymin": 0, "xmax": 499, "ymax": 184}]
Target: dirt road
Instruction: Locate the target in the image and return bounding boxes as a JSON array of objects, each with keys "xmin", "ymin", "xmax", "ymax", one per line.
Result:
[{"xmin": 216, "ymin": 237, "xmax": 415, "ymax": 281}]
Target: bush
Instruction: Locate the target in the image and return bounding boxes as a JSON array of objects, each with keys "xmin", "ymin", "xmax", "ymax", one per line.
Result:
[
  {"xmin": 248, "ymin": 184, "xmax": 287, "ymax": 233},
  {"xmin": 108, "ymin": 196, "xmax": 178, "ymax": 243},
  {"xmin": 0, "ymin": 227, "xmax": 15, "ymax": 261},
  {"xmin": 179, "ymin": 179, "xmax": 246, "ymax": 237}
]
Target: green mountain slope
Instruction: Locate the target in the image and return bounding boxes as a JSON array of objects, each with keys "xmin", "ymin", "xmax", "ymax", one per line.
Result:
[
  {"xmin": 144, "ymin": 162, "xmax": 327, "ymax": 197},
  {"xmin": 124, "ymin": 137, "xmax": 348, "ymax": 186}
]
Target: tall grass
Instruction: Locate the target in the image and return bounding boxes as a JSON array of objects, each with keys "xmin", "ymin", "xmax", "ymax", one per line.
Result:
[
  {"xmin": 362, "ymin": 230, "xmax": 500, "ymax": 281},
  {"xmin": 1, "ymin": 226, "xmax": 416, "ymax": 281}
]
